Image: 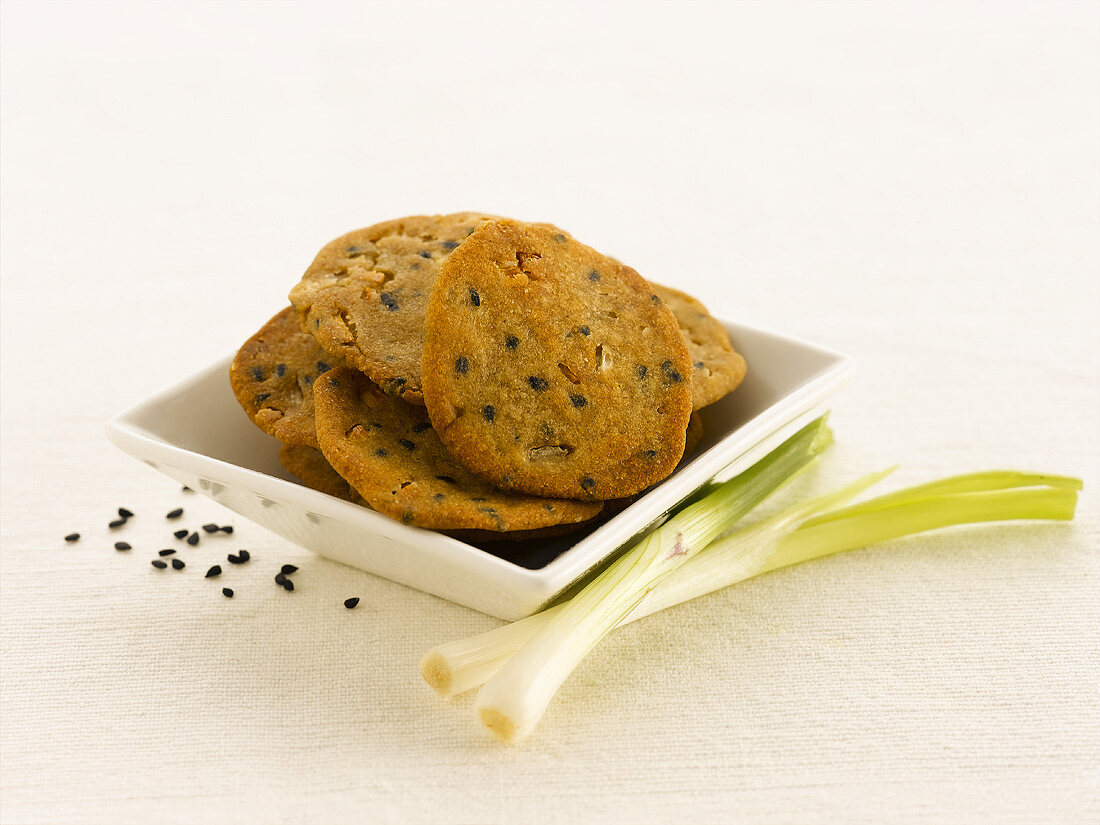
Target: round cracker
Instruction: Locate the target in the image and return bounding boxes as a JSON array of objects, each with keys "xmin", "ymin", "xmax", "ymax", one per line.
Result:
[
  {"xmin": 313, "ymin": 367, "xmax": 603, "ymax": 531},
  {"xmin": 422, "ymin": 219, "xmax": 693, "ymax": 501},
  {"xmin": 230, "ymin": 307, "xmax": 343, "ymax": 447},
  {"xmin": 279, "ymin": 443, "xmax": 595, "ymax": 543},
  {"xmin": 651, "ymin": 283, "xmax": 746, "ymax": 410},
  {"xmin": 288, "ymin": 213, "xmax": 497, "ymax": 405}
]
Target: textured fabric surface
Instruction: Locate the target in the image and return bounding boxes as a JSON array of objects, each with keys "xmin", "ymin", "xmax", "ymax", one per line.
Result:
[{"xmin": 1, "ymin": 3, "xmax": 1097, "ymax": 823}]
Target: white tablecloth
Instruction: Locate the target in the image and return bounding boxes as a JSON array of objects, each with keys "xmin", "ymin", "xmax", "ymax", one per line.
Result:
[{"xmin": 1, "ymin": 2, "xmax": 1097, "ymax": 823}]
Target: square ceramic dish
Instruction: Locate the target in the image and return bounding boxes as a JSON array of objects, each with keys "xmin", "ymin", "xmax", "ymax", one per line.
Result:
[{"xmin": 106, "ymin": 320, "xmax": 853, "ymax": 620}]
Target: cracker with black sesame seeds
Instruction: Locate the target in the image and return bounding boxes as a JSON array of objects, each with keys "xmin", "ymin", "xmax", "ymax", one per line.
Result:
[
  {"xmin": 279, "ymin": 444, "xmax": 365, "ymax": 504},
  {"xmin": 650, "ymin": 283, "xmax": 747, "ymax": 410},
  {"xmin": 312, "ymin": 367, "xmax": 603, "ymax": 532},
  {"xmin": 421, "ymin": 219, "xmax": 693, "ymax": 501},
  {"xmin": 229, "ymin": 306, "xmax": 344, "ymax": 448},
  {"xmin": 279, "ymin": 443, "xmax": 598, "ymax": 542},
  {"xmin": 288, "ymin": 213, "xmax": 500, "ymax": 405}
]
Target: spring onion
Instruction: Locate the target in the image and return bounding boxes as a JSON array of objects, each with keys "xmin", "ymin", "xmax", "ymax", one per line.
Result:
[
  {"xmin": 471, "ymin": 416, "xmax": 833, "ymax": 743},
  {"xmin": 422, "ymin": 471, "xmax": 1080, "ymax": 719}
]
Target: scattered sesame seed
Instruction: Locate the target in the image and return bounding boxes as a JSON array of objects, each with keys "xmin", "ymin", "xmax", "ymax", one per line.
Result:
[
  {"xmin": 222, "ymin": 587, "xmax": 234, "ymax": 598},
  {"xmin": 274, "ymin": 572, "xmax": 287, "ymax": 586},
  {"xmin": 114, "ymin": 542, "xmax": 131, "ymax": 551},
  {"xmin": 159, "ymin": 549, "xmax": 175, "ymax": 556},
  {"xmin": 202, "ymin": 523, "xmax": 219, "ymax": 533},
  {"xmin": 118, "ymin": 508, "xmax": 134, "ymax": 519},
  {"xmin": 186, "ymin": 533, "xmax": 199, "ymax": 546},
  {"xmin": 218, "ymin": 526, "xmax": 233, "ymax": 534},
  {"xmin": 238, "ymin": 550, "xmax": 250, "ymax": 562},
  {"xmin": 344, "ymin": 597, "xmax": 360, "ymax": 609},
  {"xmin": 205, "ymin": 565, "xmax": 222, "ymax": 578},
  {"xmin": 173, "ymin": 529, "xmax": 188, "ymax": 539},
  {"xmin": 108, "ymin": 519, "xmax": 126, "ymax": 529},
  {"xmin": 280, "ymin": 564, "xmax": 298, "ymax": 575},
  {"xmin": 181, "ymin": 486, "xmax": 194, "ymax": 493},
  {"xmin": 282, "ymin": 579, "xmax": 295, "ymax": 592},
  {"xmin": 151, "ymin": 560, "xmax": 168, "ymax": 569},
  {"xmin": 166, "ymin": 508, "xmax": 183, "ymax": 519},
  {"xmin": 64, "ymin": 533, "xmax": 80, "ymax": 543},
  {"xmin": 171, "ymin": 558, "xmax": 185, "ymax": 570}
]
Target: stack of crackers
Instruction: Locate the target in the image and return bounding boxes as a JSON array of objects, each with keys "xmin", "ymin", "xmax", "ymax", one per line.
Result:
[{"xmin": 230, "ymin": 214, "xmax": 746, "ymax": 540}]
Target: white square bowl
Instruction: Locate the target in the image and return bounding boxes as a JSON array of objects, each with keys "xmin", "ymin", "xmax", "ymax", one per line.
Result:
[{"xmin": 106, "ymin": 320, "xmax": 852, "ymax": 620}]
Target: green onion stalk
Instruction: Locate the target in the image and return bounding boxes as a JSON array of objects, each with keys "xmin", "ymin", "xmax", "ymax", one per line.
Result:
[{"xmin": 423, "ymin": 469, "xmax": 1080, "ymax": 743}]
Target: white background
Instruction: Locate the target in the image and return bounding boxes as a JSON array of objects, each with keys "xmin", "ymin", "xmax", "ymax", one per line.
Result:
[{"xmin": 1, "ymin": 2, "xmax": 1097, "ymax": 823}]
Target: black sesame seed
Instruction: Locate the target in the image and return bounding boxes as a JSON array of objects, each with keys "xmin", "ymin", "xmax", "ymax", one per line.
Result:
[
  {"xmin": 528, "ymin": 376, "xmax": 549, "ymax": 391},
  {"xmin": 205, "ymin": 565, "xmax": 222, "ymax": 578},
  {"xmin": 238, "ymin": 550, "xmax": 250, "ymax": 561},
  {"xmin": 694, "ymin": 361, "xmax": 705, "ymax": 369},
  {"xmin": 643, "ymin": 449, "xmax": 658, "ymax": 458},
  {"xmin": 186, "ymin": 532, "xmax": 200, "ymax": 546},
  {"xmin": 274, "ymin": 572, "xmax": 286, "ymax": 585},
  {"xmin": 578, "ymin": 325, "xmax": 590, "ymax": 336},
  {"xmin": 280, "ymin": 564, "xmax": 298, "ymax": 575},
  {"xmin": 375, "ymin": 448, "xmax": 388, "ymax": 457},
  {"xmin": 468, "ymin": 288, "xmax": 480, "ymax": 307},
  {"xmin": 202, "ymin": 523, "xmax": 219, "ymax": 533},
  {"xmin": 173, "ymin": 529, "xmax": 188, "ymax": 539},
  {"xmin": 227, "ymin": 554, "xmax": 244, "ymax": 565},
  {"xmin": 64, "ymin": 533, "xmax": 80, "ymax": 543},
  {"xmin": 118, "ymin": 508, "xmax": 134, "ymax": 519},
  {"xmin": 151, "ymin": 560, "xmax": 168, "ymax": 569},
  {"xmin": 651, "ymin": 294, "xmax": 661, "ymax": 303},
  {"xmin": 505, "ymin": 335, "xmax": 519, "ymax": 349},
  {"xmin": 398, "ymin": 438, "xmax": 416, "ymax": 451},
  {"xmin": 543, "ymin": 504, "xmax": 554, "ymax": 512},
  {"xmin": 636, "ymin": 365, "xmax": 648, "ymax": 380},
  {"xmin": 379, "ymin": 293, "xmax": 399, "ymax": 311},
  {"xmin": 588, "ymin": 270, "xmax": 600, "ymax": 282},
  {"xmin": 552, "ymin": 233, "xmax": 567, "ymax": 242},
  {"xmin": 580, "ymin": 476, "xmax": 596, "ymax": 489},
  {"xmin": 249, "ymin": 366, "xmax": 265, "ymax": 381},
  {"xmin": 344, "ymin": 597, "xmax": 360, "ymax": 609},
  {"xmin": 661, "ymin": 360, "xmax": 683, "ymax": 382},
  {"xmin": 283, "ymin": 579, "xmax": 295, "ymax": 592},
  {"xmin": 435, "ymin": 475, "xmax": 457, "ymax": 484},
  {"xmin": 159, "ymin": 549, "xmax": 175, "ymax": 556},
  {"xmin": 455, "ymin": 356, "xmax": 469, "ymax": 374},
  {"xmin": 181, "ymin": 486, "xmax": 193, "ymax": 493},
  {"xmin": 166, "ymin": 508, "xmax": 183, "ymax": 519},
  {"xmin": 317, "ymin": 361, "xmax": 330, "ymax": 373},
  {"xmin": 222, "ymin": 588, "xmax": 234, "ymax": 598},
  {"xmin": 218, "ymin": 526, "xmax": 233, "ymax": 534},
  {"xmin": 412, "ymin": 421, "xmax": 432, "ymax": 433},
  {"xmin": 482, "ymin": 405, "xmax": 495, "ymax": 422},
  {"xmin": 570, "ymin": 394, "xmax": 587, "ymax": 408},
  {"xmin": 109, "ymin": 519, "xmax": 126, "ymax": 529},
  {"xmin": 254, "ymin": 393, "xmax": 271, "ymax": 403},
  {"xmin": 114, "ymin": 542, "xmax": 131, "ymax": 551},
  {"xmin": 275, "ymin": 364, "xmax": 287, "ymax": 377},
  {"xmin": 419, "ymin": 250, "xmax": 431, "ymax": 258},
  {"xmin": 433, "ymin": 493, "xmax": 445, "ymax": 501},
  {"xmin": 441, "ymin": 240, "xmax": 460, "ymax": 250},
  {"xmin": 171, "ymin": 558, "xmax": 185, "ymax": 570}
]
